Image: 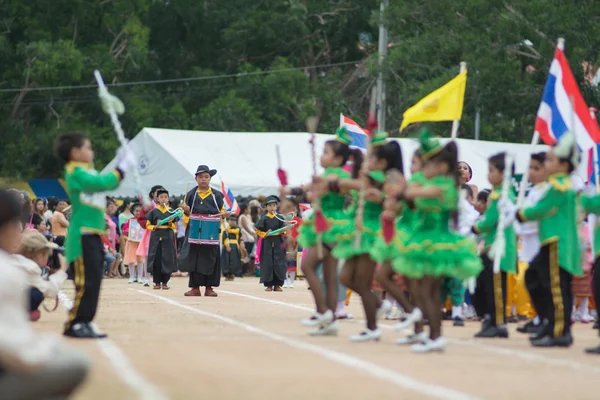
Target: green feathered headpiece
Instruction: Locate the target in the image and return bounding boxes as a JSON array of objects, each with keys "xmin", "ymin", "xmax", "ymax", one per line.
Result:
[
  {"xmin": 335, "ymin": 126, "xmax": 352, "ymax": 145},
  {"xmin": 419, "ymin": 129, "xmax": 442, "ymax": 161},
  {"xmin": 368, "ymin": 170, "xmax": 386, "ymax": 184},
  {"xmin": 371, "ymin": 131, "xmax": 388, "ymax": 147},
  {"xmin": 553, "ymin": 131, "xmax": 580, "ymax": 169}
]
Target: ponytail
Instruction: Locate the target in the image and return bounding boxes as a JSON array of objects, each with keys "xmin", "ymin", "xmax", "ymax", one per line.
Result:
[{"xmin": 349, "ymin": 149, "xmax": 364, "ymax": 179}]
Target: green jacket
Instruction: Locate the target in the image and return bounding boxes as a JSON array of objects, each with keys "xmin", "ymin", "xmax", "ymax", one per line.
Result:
[
  {"xmin": 580, "ymin": 193, "xmax": 600, "ymax": 258},
  {"xmin": 64, "ymin": 162, "xmax": 122, "ymax": 262},
  {"xmin": 517, "ymin": 174, "xmax": 581, "ymax": 276},
  {"xmin": 473, "ymin": 185, "xmax": 517, "ymax": 273}
]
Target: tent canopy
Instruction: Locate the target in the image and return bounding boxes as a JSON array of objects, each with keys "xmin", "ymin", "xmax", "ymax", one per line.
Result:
[{"xmin": 102, "ymin": 127, "xmax": 585, "ymax": 198}]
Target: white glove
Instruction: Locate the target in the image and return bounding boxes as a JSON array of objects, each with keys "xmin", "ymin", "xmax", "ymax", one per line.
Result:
[
  {"xmin": 498, "ymin": 195, "xmax": 517, "ymax": 215},
  {"xmin": 116, "ymin": 146, "xmax": 137, "ymax": 174}
]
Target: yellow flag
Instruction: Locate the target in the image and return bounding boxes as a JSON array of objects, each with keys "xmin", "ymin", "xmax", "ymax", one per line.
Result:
[{"xmin": 399, "ymin": 70, "xmax": 467, "ymax": 132}]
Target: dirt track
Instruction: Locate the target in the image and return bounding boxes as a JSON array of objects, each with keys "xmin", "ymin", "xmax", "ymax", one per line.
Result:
[{"xmin": 35, "ymin": 277, "xmax": 600, "ymax": 400}]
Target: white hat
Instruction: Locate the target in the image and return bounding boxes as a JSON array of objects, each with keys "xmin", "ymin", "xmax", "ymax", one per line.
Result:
[{"xmin": 21, "ymin": 231, "xmax": 58, "ymax": 252}]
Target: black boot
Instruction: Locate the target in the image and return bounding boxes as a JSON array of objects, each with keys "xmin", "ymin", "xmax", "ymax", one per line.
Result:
[
  {"xmin": 585, "ymin": 344, "xmax": 600, "ymax": 354},
  {"xmin": 475, "ymin": 325, "xmax": 509, "ymax": 338},
  {"xmin": 64, "ymin": 322, "xmax": 96, "ymax": 339}
]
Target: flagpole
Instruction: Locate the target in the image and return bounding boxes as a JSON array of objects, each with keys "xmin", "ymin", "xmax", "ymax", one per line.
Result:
[
  {"xmin": 450, "ymin": 62, "xmax": 467, "ymax": 139},
  {"xmin": 591, "ymin": 107, "xmax": 600, "ymax": 192}
]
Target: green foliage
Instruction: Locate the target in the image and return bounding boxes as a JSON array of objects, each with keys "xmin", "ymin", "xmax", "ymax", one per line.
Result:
[{"xmin": 1, "ymin": 0, "xmax": 600, "ymax": 180}]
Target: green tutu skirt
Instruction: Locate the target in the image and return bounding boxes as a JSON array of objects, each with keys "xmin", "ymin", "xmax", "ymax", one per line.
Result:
[
  {"xmin": 331, "ymin": 217, "xmax": 381, "ymax": 260},
  {"xmin": 370, "ymin": 226, "xmax": 410, "ymax": 264},
  {"xmin": 392, "ymin": 230, "xmax": 482, "ymax": 279},
  {"xmin": 297, "ymin": 209, "xmax": 349, "ymax": 248}
]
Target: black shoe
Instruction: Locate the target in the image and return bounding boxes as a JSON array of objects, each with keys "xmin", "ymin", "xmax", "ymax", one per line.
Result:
[
  {"xmin": 593, "ymin": 320, "xmax": 600, "ymax": 330},
  {"xmin": 453, "ymin": 317, "xmax": 465, "ymax": 327},
  {"xmin": 474, "ymin": 325, "xmax": 509, "ymax": 338},
  {"xmin": 64, "ymin": 323, "xmax": 96, "ymax": 339},
  {"xmin": 516, "ymin": 315, "xmax": 529, "ymax": 322},
  {"xmin": 506, "ymin": 316, "xmax": 518, "ymax": 323},
  {"xmin": 585, "ymin": 345, "xmax": 600, "ymax": 354},
  {"xmin": 529, "ymin": 320, "xmax": 549, "ymax": 341},
  {"xmin": 531, "ymin": 333, "xmax": 573, "ymax": 348},
  {"xmin": 517, "ymin": 320, "xmax": 539, "ymax": 334}
]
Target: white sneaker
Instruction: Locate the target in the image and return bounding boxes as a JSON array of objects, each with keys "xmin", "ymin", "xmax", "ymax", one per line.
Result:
[
  {"xmin": 283, "ymin": 283, "xmax": 289, "ymax": 288},
  {"xmin": 309, "ymin": 320, "xmax": 339, "ymax": 336},
  {"xmin": 393, "ymin": 307, "xmax": 423, "ymax": 331},
  {"xmin": 376, "ymin": 300, "xmax": 393, "ymax": 320},
  {"xmin": 289, "ymin": 282, "xmax": 295, "ymax": 288},
  {"xmin": 350, "ymin": 328, "xmax": 382, "ymax": 342},
  {"xmin": 302, "ymin": 310, "xmax": 334, "ymax": 327},
  {"xmin": 395, "ymin": 331, "xmax": 429, "ymax": 345},
  {"xmin": 411, "ymin": 336, "xmax": 447, "ymax": 353},
  {"xmin": 144, "ymin": 279, "xmax": 150, "ymax": 287},
  {"xmin": 128, "ymin": 278, "xmax": 135, "ymax": 284}
]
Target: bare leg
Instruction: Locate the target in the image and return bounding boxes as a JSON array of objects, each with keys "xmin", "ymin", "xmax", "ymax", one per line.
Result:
[
  {"xmin": 421, "ymin": 276, "xmax": 443, "ymax": 339},
  {"xmin": 375, "ymin": 263, "xmax": 413, "ymax": 312},
  {"xmin": 322, "ymin": 254, "xmax": 339, "ymax": 313},
  {"xmin": 351, "ymin": 255, "xmax": 378, "ymax": 330},
  {"xmin": 406, "ymin": 278, "xmax": 424, "ymax": 334},
  {"xmin": 301, "ymin": 246, "xmax": 331, "ymax": 314}
]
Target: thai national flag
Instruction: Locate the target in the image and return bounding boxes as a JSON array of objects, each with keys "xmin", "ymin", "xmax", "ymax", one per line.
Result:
[
  {"xmin": 340, "ymin": 114, "xmax": 368, "ymax": 150},
  {"xmin": 587, "ymin": 108, "xmax": 600, "ymax": 184},
  {"xmin": 220, "ymin": 179, "xmax": 240, "ymax": 215},
  {"xmin": 535, "ymin": 42, "xmax": 600, "ymax": 151}
]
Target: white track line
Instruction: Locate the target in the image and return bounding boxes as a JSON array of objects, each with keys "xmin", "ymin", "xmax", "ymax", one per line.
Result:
[
  {"xmin": 58, "ymin": 291, "xmax": 169, "ymax": 399},
  {"xmin": 96, "ymin": 339, "xmax": 170, "ymax": 400},
  {"xmin": 136, "ymin": 289, "xmax": 480, "ymax": 400},
  {"xmin": 217, "ymin": 289, "xmax": 600, "ymax": 375}
]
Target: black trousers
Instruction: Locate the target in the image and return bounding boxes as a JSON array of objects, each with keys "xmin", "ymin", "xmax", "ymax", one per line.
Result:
[
  {"xmin": 152, "ymin": 242, "xmax": 171, "ymax": 284},
  {"xmin": 475, "ymin": 254, "xmax": 507, "ymax": 327},
  {"xmin": 66, "ymin": 235, "xmax": 104, "ymax": 329},
  {"xmin": 29, "ymin": 287, "xmax": 44, "ymax": 312},
  {"xmin": 526, "ymin": 242, "xmax": 572, "ymax": 337}
]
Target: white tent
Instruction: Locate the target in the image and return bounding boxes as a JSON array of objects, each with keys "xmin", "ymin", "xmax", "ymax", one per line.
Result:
[{"xmin": 102, "ymin": 127, "xmax": 586, "ymax": 198}]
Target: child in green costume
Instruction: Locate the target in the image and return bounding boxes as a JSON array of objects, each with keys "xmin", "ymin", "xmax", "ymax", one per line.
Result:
[
  {"xmin": 472, "ymin": 153, "xmax": 518, "ymax": 339},
  {"xmin": 282, "ymin": 128, "xmax": 363, "ymax": 336},
  {"xmin": 391, "ymin": 132, "xmax": 482, "ymax": 353},
  {"xmin": 374, "ymin": 150, "xmax": 429, "ymax": 345},
  {"xmin": 321, "ymin": 134, "xmax": 403, "ymax": 342},
  {"xmin": 502, "ymin": 132, "xmax": 581, "ymax": 348},
  {"xmin": 56, "ymin": 132, "xmax": 136, "ymax": 339}
]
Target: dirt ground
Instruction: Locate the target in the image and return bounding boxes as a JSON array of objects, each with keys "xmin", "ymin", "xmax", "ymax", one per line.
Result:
[{"xmin": 35, "ymin": 276, "xmax": 600, "ymax": 400}]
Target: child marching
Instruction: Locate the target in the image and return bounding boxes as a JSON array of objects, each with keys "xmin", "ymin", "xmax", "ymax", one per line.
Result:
[
  {"xmin": 145, "ymin": 188, "xmax": 180, "ymax": 290},
  {"xmin": 472, "ymin": 153, "xmax": 518, "ymax": 338},
  {"xmin": 390, "ymin": 131, "xmax": 482, "ymax": 352},
  {"xmin": 222, "ymin": 214, "xmax": 243, "ymax": 281},
  {"xmin": 56, "ymin": 131, "xmax": 136, "ymax": 338},
  {"xmin": 254, "ymin": 196, "xmax": 288, "ymax": 292},
  {"xmin": 501, "ymin": 132, "xmax": 581, "ymax": 347}
]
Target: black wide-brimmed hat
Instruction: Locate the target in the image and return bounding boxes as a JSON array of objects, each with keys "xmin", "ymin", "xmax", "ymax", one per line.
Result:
[{"xmin": 195, "ymin": 165, "xmax": 217, "ymax": 177}]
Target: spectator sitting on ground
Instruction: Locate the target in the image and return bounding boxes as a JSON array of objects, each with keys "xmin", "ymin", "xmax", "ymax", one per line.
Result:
[{"xmin": 16, "ymin": 230, "xmax": 69, "ymax": 321}]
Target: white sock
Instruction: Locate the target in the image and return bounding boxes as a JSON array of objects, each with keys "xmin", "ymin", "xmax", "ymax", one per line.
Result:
[
  {"xmin": 533, "ymin": 315, "xmax": 540, "ymax": 324},
  {"xmin": 336, "ymin": 300, "xmax": 347, "ymax": 315},
  {"xmin": 288, "ymin": 271, "xmax": 296, "ymax": 283},
  {"xmin": 128, "ymin": 264, "xmax": 136, "ymax": 280},
  {"xmin": 137, "ymin": 261, "xmax": 144, "ymax": 281},
  {"xmin": 579, "ymin": 297, "xmax": 589, "ymax": 315},
  {"xmin": 452, "ymin": 305, "xmax": 464, "ymax": 319}
]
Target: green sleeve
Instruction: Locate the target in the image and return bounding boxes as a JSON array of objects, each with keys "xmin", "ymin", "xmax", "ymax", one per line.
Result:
[
  {"xmin": 519, "ymin": 187, "xmax": 564, "ymax": 221},
  {"xmin": 581, "ymin": 194, "xmax": 600, "ymax": 214},
  {"xmin": 474, "ymin": 198, "xmax": 498, "ymax": 234},
  {"xmin": 70, "ymin": 167, "xmax": 121, "ymax": 193}
]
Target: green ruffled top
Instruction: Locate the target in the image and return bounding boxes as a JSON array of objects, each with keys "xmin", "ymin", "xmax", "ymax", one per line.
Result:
[
  {"xmin": 371, "ymin": 171, "xmax": 426, "ymax": 263},
  {"xmin": 391, "ymin": 175, "xmax": 482, "ymax": 279},
  {"xmin": 297, "ymin": 166, "xmax": 351, "ymax": 248}
]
